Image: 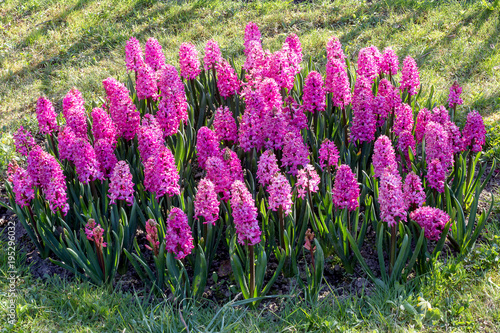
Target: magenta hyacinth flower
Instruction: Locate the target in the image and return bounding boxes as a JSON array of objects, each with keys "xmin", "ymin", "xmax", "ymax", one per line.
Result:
[
  {"xmin": 137, "ymin": 114, "xmax": 163, "ymax": 163},
  {"xmin": 94, "ymin": 138, "xmax": 118, "ymax": 177},
  {"xmin": 145, "ymin": 219, "xmax": 160, "ymax": 255},
  {"xmin": 357, "ymin": 46, "xmax": 380, "ymax": 80},
  {"xmin": 403, "ymin": 172, "xmax": 425, "ymax": 210},
  {"xmin": 216, "ymin": 59, "xmax": 240, "ymax": 98},
  {"xmin": 13, "ymin": 126, "xmax": 36, "ymax": 156},
  {"xmin": 463, "ymin": 110, "xmax": 486, "ymax": 152},
  {"xmin": 282, "ymin": 131, "xmax": 310, "ymax": 176},
  {"xmin": 325, "ymin": 60, "xmax": 351, "ymax": 108},
  {"xmin": 7, "ymin": 162, "xmax": 35, "ymax": 208},
  {"xmin": 267, "ymin": 173, "xmax": 293, "ymax": 215},
  {"xmin": 145, "ymin": 37, "xmax": 166, "ymax": 72},
  {"xmin": 205, "ymin": 156, "xmax": 233, "ymax": 202},
  {"xmin": 243, "ymin": 40, "xmax": 266, "ymax": 76},
  {"xmin": 143, "ymin": 145, "xmax": 180, "ymax": 198},
  {"xmin": 283, "ymin": 95, "xmax": 308, "ymax": 131},
  {"xmin": 425, "ymin": 121, "xmax": 453, "ymax": 169},
  {"xmin": 165, "ymin": 207, "xmax": 194, "ymax": 260},
  {"xmin": 222, "ymin": 148, "xmax": 244, "ymax": 183},
  {"xmin": 430, "ymin": 105, "xmax": 451, "ymax": 124},
  {"xmin": 380, "ymin": 47, "xmax": 399, "ymax": 76},
  {"xmin": 244, "ymin": 22, "xmax": 262, "ymax": 56},
  {"xmin": 318, "ymin": 139, "xmax": 340, "ymax": 171},
  {"xmin": 444, "ymin": 121, "xmax": 466, "ymax": 154},
  {"xmin": 102, "ymin": 77, "xmax": 140, "ymax": 141},
  {"xmin": 379, "ymin": 171, "xmax": 407, "ymax": 227},
  {"xmin": 302, "ymin": 71, "xmax": 326, "ymax": 114},
  {"xmin": 58, "ymin": 126, "xmax": 77, "ymax": 162},
  {"xmin": 73, "ymin": 138, "xmax": 103, "ymax": 184},
  {"xmin": 285, "ymin": 33, "xmax": 303, "ymax": 66},
  {"xmin": 62, "ymin": 88, "xmax": 88, "ymax": 138},
  {"xmin": 213, "ymin": 106, "xmax": 238, "ymax": 144},
  {"xmin": 397, "ymin": 130, "xmax": 416, "ymax": 170},
  {"xmin": 179, "ymin": 42, "xmax": 201, "ymax": 80},
  {"xmin": 393, "ymin": 103, "xmax": 414, "ymax": 137},
  {"xmin": 136, "ymin": 62, "xmax": 158, "ymax": 101},
  {"xmin": 426, "ymin": 158, "xmax": 447, "ymax": 193},
  {"xmin": 256, "ymin": 149, "xmax": 280, "ymax": 188},
  {"xmin": 157, "ymin": 64, "xmax": 189, "ymax": 137},
  {"xmin": 91, "ymin": 107, "xmax": 117, "ymax": 145},
  {"xmin": 265, "ymin": 44, "xmax": 296, "ymax": 90},
  {"xmin": 350, "ymin": 85, "xmax": 376, "ymax": 144},
  {"xmin": 36, "ymin": 96, "xmax": 58, "ymax": 135},
  {"xmin": 85, "ymin": 219, "xmax": 107, "ymax": 248},
  {"xmin": 399, "ymin": 56, "xmax": 420, "ymax": 96},
  {"xmin": 332, "ymin": 164, "xmax": 360, "ymax": 212},
  {"xmin": 125, "ymin": 37, "xmax": 144, "ymax": 72},
  {"xmin": 108, "ymin": 161, "xmax": 135, "ymax": 205},
  {"xmin": 194, "ymin": 178, "xmax": 220, "ymax": 225},
  {"xmin": 296, "ymin": 164, "xmax": 320, "ymax": 199},
  {"xmin": 410, "ymin": 207, "xmax": 451, "ymax": 241},
  {"xmin": 27, "ymin": 145, "xmax": 69, "ymax": 215},
  {"xmin": 326, "ymin": 36, "xmax": 346, "ymax": 63},
  {"xmin": 373, "ymin": 135, "xmax": 398, "ymax": 178},
  {"xmin": 196, "ymin": 126, "xmax": 220, "ymax": 170},
  {"xmin": 204, "ymin": 39, "xmax": 222, "ymax": 71},
  {"xmin": 231, "ymin": 180, "xmax": 261, "ymax": 246},
  {"xmin": 415, "ymin": 107, "xmax": 431, "ymax": 143},
  {"xmin": 448, "ymin": 81, "xmax": 463, "ymax": 109}
]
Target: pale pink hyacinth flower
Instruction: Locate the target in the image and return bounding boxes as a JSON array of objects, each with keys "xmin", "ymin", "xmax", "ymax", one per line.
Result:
[
  {"xmin": 296, "ymin": 164, "xmax": 320, "ymax": 199},
  {"xmin": 267, "ymin": 173, "xmax": 293, "ymax": 215},
  {"xmin": 85, "ymin": 219, "xmax": 107, "ymax": 248}
]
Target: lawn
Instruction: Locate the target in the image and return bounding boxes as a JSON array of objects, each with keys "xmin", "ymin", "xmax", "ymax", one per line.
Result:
[{"xmin": 1, "ymin": 0, "xmax": 500, "ymax": 332}]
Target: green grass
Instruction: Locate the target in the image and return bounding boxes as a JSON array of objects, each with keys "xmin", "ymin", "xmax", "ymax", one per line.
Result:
[
  {"xmin": 1, "ymin": 0, "xmax": 499, "ymax": 130},
  {"xmin": 2, "ymin": 225, "xmax": 500, "ymax": 332}
]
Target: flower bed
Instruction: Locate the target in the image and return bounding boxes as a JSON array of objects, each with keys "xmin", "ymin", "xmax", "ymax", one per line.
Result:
[{"xmin": 2, "ymin": 22, "xmax": 495, "ymax": 306}]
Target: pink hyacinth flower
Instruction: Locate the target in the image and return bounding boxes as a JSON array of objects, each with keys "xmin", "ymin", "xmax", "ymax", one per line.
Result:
[
  {"xmin": 36, "ymin": 96, "xmax": 58, "ymax": 135},
  {"xmin": 231, "ymin": 180, "xmax": 261, "ymax": 246},
  {"xmin": 379, "ymin": 171, "xmax": 407, "ymax": 227},
  {"xmin": 194, "ymin": 178, "xmax": 220, "ymax": 225},
  {"xmin": 332, "ymin": 164, "xmax": 360, "ymax": 212},
  {"xmin": 179, "ymin": 42, "xmax": 201, "ymax": 80},
  {"xmin": 165, "ymin": 207, "xmax": 194, "ymax": 260},
  {"xmin": 267, "ymin": 173, "xmax": 293, "ymax": 215},
  {"xmin": 108, "ymin": 161, "xmax": 135, "ymax": 205}
]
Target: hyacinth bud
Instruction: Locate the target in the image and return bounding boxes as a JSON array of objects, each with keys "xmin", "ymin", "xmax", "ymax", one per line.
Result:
[
  {"xmin": 302, "ymin": 71, "xmax": 326, "ymax": 114},
  {"xmin": 231, "ymin": 180, "xmax": 261, "ymax": 246},
  {"xmin": 216, "ymin": 59, "xmax": 240, "ymax": 98},
  {"xmin": 7, "ymin": 162, "xmax": 35, "ymax": 208},
  {"xmin": 125, "ymin": 37, "xmax": 144, "ymax": 72},
  {"xmin": 36, "ymin": 96, "xmax": 58, "ymax": 135},
  {"xmin": 165, "ymin": 207, "xmax": 194, "ymax": 260},
  {"xmin": 373, "ymin": 135, "xmax": 398, "ymax": 178},
  {"xmin": 463, "ymin": 110, "xmax": 486, "ymax": 153},
  {"xmin": 296, "ymin": 164, "xmax": 320, "ymax": 199},
  {"xmin": 179, "ymin": 42, "xmax": 201, "ymax": 80},
  {"xmin": 403, "ymin": 172, "xmax": 425, "ymax": 210},
  {"xmin": 85, "ymin": 219, "xmax": 107, "ymax": 248},
  {"xmin": 143, "ymin": 145, "xmax": 180, "ymax": 198},
  {"xmin": 380, "ymin": 47, "xmax": 399, "ymax": 76},
  {"xmin": 410, "ymin": 207, "xmax": 451, "ymax": 241},
  {"xmin": 194, "ymin": 178, "xmax": 220, "ymax": 225},
  {"xmin": 145, "ymin": 219, "xmax": 160, "ymax": 256},
  {"xmin": 108, "ymin": 161, "xmax": 135, "ymax": 205},
  {"xmin": 318, "ymin": 139, "xmax": 340, "ymax": 171},
  {"xmin": 304, "ymin": 229, "xmax": 316, "ymax": 252},
  {"xmin": 399, "ymin": 56, "xmax": 420, "ymax": 96},
  {"xmin": 448, "ymin": 81, "xmax": 463, "ymax": 109},
  {"xmin": 13, "ymin": 126, "xmax": 36, "ymax": 156},
  {"xmin": 204, "ymin": 39, "xmax": 222, "ymax": 71},
  {"xmin": 144, "ymin": 37, "xmax": 165, "ymax": 72},
  {"xmin": 267, "ymin": 173, "xmax": 293, "ymax": 215},
  {"xmin": 378, "ymin": 171, "xmax": 407, "ymax": 227},
  {"xmin": 281, "ymin": 131, "xmax": 310, "ymax": 176},
  {"xmin": 332, "ymin": 164, "xmax": 359, "ymax": 212},
  {"xmin": 196, "ymin": 126, "xmax": 220, "ymax": 170}
]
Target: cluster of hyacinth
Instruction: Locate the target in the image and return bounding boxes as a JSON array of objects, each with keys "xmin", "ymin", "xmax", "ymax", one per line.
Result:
[
  {"xmin": 410, "ymin": 207, "xmax": 451, "ymax": 241},
  {"xmin": 164, "ymin": 208, "xmax": 194, "ymax": 260},
  {"xmin": 108, "ymin": 161, "xmax": 135, "ymax": 205}
]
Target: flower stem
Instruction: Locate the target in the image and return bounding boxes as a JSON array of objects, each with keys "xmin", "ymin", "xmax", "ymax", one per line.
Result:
[
  {"xmin": 390, "ymin": 223, "xmax": 397, "ymax": 275},
  {"xmin": 248, "ymin": 244, "xmax": 255, "ymax": 297},
  {"xmin": 279, "ymin": 206, "xmax": 284, "ymax": 250}
]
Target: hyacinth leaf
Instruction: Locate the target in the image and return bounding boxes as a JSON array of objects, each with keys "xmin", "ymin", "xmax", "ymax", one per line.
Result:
[
  {"xmin": 260, "ymin": 246, "xmax": 286, "ymax": 299},
  {"xmin": 255, "ymin": 245, "xmax": 267, "ymax": 295},
  {"xmin": 313, "ymin": 239, "xmax": 325, "ymax": 291},
  {"xmin": 430, "ymin": 219, "xmax": 452, "ymax": 261},
  {"xmin": 192, "ymin": 245, "xmax": 207, "ymax": 300},
  {"xmin": 376, "ymin": 222, "xmax": 387, "ymax": 281},
  {"xmin": 346, "ymin": 231, "xmax": 376, "ymax": 281},
  {"xmin": 229, "ymin": 236, "xmax": 250, "ymax": 299},
  {"xmin": 389, "ymin": 234, "xmax": 410, "ymax": 285},
  {"xmin": 124, "ymin": 248, "xmax": 152, "ymax": 283}
]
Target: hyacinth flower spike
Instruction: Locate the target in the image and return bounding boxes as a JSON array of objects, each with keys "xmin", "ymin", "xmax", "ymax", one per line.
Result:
[{"xmin": 85, "ymin": 219, "xmax": 107, "ymax": 276}]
